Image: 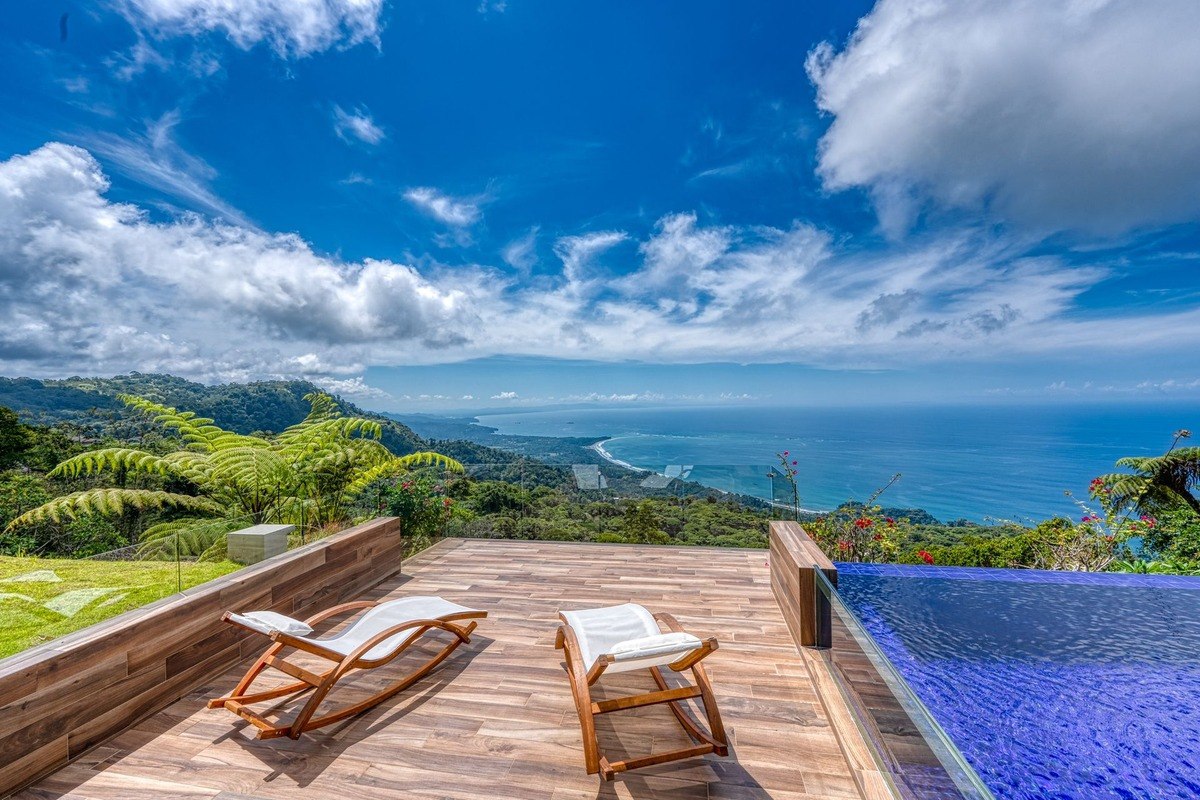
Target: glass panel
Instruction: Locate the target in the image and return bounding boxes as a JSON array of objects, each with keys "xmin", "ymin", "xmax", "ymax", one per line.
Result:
[
  {"xmin": 1, "ymin": 527, "xmax": 241, "ymax": 660},
  {"xmin": 812, "ymin": 567, "xmax": 996, "ymax": 800}
]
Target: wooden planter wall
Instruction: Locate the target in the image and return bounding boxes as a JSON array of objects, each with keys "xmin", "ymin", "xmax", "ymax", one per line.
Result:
[
  {"xmin": 769, "ymin": 520, "xmax": 838, "ymax": 648},
  {"xmin": 0, "ymin": 517, "xmax": 403, "ymax": 797}
]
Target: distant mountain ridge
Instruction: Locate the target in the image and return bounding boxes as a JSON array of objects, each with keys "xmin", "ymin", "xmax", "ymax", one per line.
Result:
[{"xmin": 0, "ymin": 373, "xmax": 428, "ymax": 455}]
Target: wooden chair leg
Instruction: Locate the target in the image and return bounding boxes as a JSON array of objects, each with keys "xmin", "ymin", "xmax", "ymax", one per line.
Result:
[
  {"xmin": 288, "ymin": 624, "xmax": 476, "ymax": 737},
  {"xmin": 649, "ymin": 666, "xmax": 727, "ymax": 754},
  {"xmin": 557, "ymin": 624, "xmax": 602, "ymax": 775},
  {"xmin": 211, "ymin": 617, "xmax": 482, "ymax": 740},
  {"xmin": 690, "ymin": 661, "xmax": 728, "ymax": 754}
]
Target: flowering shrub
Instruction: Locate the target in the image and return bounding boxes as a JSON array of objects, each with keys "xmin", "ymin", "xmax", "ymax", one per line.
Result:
[
  {"xmin": 773, "ymin": 450, "xmax": 801, "ymax": 520},
  {"xmin": 1033, "ymin": 485, "xmax": 1137, "ymax": 571},
  {"xmin": 806, "ymin": 474, "xmax": 904, "ymax": 563},
  {"xmin": 385, "ymin": 471, "xmax": 456, "ymax": 552}
]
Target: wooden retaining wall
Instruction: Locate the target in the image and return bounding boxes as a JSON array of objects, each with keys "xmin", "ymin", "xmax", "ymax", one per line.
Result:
[
  {"xmin": 769, "ymin": 520, "xmax": 838, "ymax": 648},
  {"xmin": 0, "ymin": 516, "xmax": 403, "ymax": 797}
]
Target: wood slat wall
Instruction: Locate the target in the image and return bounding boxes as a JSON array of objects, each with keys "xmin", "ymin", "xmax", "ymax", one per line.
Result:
[
  {"xmin": 0, "ymin": 517, "xmax": 403, "ymax": 797},
  {"xmin": 769, "ymin": 520, "xmax": 838, "ymax": 648}
]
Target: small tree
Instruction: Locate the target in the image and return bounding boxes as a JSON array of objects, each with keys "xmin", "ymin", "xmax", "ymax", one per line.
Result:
[
  {"xmin": 0, "ymin": 407, "xmax": 31, "ymax": 470},
  {"xmin": 622, "ymin": 501, "xmax": 668, "ymax": 544}
]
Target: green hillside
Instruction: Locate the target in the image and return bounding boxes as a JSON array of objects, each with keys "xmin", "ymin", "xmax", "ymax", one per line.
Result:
[{"xmin": 0, "ymin": 373, "xmax": 426, "ymax": 455}]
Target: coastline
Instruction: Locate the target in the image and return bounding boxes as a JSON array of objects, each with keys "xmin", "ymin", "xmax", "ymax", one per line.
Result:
[
  {"xmin": 589, "ymin": 440, "xmax": 830, "ymax": 514},
  {"xmin": 588, "ymin": 440, "xmax": 648, "ymax": 473}
]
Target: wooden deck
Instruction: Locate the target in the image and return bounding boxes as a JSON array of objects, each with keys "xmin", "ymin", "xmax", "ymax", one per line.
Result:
[{"xmin": 14, "ymin": 538, "xmax": 877, "ymax": 800}]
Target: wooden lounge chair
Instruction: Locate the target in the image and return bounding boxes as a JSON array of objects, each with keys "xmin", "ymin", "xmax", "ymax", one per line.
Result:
[
  {"xmin": 555, "ymin": 602, "xmax": 728, "ymax": 780},
  {"xmin": 208, "ymin": 595, "xmax": 485, "ymax": 739}
]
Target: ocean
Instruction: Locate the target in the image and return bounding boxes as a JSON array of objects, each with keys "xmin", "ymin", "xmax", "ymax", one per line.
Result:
[{"xmin": 473, "ymin": 402, "xmax": 1196, "ymax": 523}]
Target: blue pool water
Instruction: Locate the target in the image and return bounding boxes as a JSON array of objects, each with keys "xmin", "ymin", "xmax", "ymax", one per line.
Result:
[{"xmin": 835, "ymin": 564, "xmax": 1200, "ymax": 800}]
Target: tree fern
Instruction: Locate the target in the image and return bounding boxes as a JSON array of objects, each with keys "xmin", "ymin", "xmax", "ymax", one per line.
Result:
[
  {"xmin": 51, "ymin": 448, "xmax": 183, "ymax": 480},
  {"xmin": 7, "ymin": 391, "xmax": 457, "ymax": 556},
  {"xmin": 1100, "ymin": 445, "xmax": 1200, "ymax": 515},
  {"xmin": 8, "ymin": 489, "xmax": 222, "ymax": 527}
]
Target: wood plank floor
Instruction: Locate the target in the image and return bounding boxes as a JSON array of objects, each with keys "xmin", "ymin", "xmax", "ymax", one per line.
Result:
[{"xmin": 15, "ymin": 539, "xmax": 870, "ymax": 800}]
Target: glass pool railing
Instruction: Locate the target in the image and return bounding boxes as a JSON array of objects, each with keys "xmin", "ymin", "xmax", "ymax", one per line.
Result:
[{"xmin": 811, "ymin": 567, "xmax": 995, "ymax": 800}]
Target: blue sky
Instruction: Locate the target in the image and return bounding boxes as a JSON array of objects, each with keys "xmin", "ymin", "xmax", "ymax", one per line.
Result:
[{"xmin": 1, "ymin": 0, "xmax": 1198, "ymax": 411}]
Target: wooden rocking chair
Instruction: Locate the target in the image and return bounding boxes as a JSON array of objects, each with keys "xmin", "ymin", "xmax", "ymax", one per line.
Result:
[
  {"xmin": 555, "ymin": 603, "xmax": 728, "ymax": 780},
  {"xmin": 209, "ymin": 595, "xmax": 485, "ymax": 739}
]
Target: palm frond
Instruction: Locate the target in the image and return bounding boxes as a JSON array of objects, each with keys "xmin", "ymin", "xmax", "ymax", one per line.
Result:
[
  {"xmin": 343, "ymin": 452, "xmax": 464, "ymax": 498},
  {"xmin": 50, "ymin": 448, "xmax": 182, "ymax": 480},
  {"xmin": 6, "ymin": 489, "xmax": 223, "ymax": 529},
  {"xmin": 139, "ymin": 516, "xmax": 248, "ymax": 559},
  {"xmin": 396, "ymin": 451, "xmax": 464, "ymax": 473},
  {"xmin": 119, "ymin": 395, "xmax": 228, "ymax": 451}
]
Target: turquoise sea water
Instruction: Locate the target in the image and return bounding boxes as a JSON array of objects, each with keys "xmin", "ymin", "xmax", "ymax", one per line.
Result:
[{"xmin": 474, "ymin": 403, "xmax": 1196, "ymax": 522}]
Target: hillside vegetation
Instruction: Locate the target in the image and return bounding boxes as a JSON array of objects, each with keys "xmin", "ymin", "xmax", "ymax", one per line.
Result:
[{"xmin": 0, "ymin": 374, "xmax": 427, "ymax": 456}]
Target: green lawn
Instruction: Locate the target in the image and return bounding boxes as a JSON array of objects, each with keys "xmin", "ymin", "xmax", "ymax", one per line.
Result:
[{"xmin": 0, "ymin": 556, "xmax": 240, "ymax": 658}]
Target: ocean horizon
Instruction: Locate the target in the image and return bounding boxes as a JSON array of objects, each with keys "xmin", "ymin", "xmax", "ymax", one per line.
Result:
[{"xmin": 472, "ymin": 401, "xmax": 1197, "ymax": 523}]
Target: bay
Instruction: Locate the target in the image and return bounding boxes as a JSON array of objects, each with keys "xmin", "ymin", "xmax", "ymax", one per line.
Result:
[{"xmin": 474, "ymin": 403, "xmax": 1197, "ymax": 523}]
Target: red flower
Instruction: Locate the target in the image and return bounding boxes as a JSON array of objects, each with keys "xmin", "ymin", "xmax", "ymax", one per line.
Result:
[
  {"xmin": 885, "ymin": 517, "xmax": 896, "ymax": 525},
  {"xmin": 837, "ymin": 540, "xmax": 851, "ymax": 552},
  {"xmin": 443, "ymin": 497, "xmax": 453, "ymax": 508},
  {"xmin": 918, "ymin": 550, "xmax": 934, "ymax": 565},
  {"xmin": 854, "ymin": 518, "xmax": 872, "ymax": 529},
  {"xmin": 872, "ymin": 533, "xmax": 883, "ymax": 541},
  {"xmin": 1140, "ymin": 515, "xmax": 1157, "ymax": 527}
]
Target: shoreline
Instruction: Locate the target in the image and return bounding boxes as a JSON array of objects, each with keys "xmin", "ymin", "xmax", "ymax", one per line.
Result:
[
  {"xmin": 588, "ymin": 441, "xmax": 830, "ymax": 514},
  {"xmin": 588, "ymin": 440, "xmax": 648, "ymax": 473}
]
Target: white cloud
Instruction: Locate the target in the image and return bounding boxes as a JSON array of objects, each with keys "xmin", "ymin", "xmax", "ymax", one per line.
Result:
[
  {"xmin": 2, "ymin": 142, "xmax": 1197, "ymax": 386},
  {"xmin": 81, "ymin": 110, "xmax": 249, "ymax": 225},
  {"xmin": 314, "ymin": 376, "xmax": 391, "ymax": 400},
  {"xmin": 501, "ymin": 226, "xmax": 540, "ymax": 273},
  {"xmin": 808, "ymin": 0, "xmax": 1200, "ymax": 236},
  {"xmin": 403, "ymin": 187, "xmax": 482, "ymax": 227},
  {"xmin": 107, "ymin": 37, "xmax": 171, "ymax": 80},
  {"xmin": 0, "ymin": 143, "xmax": 482, "ymax": 381},
  {"xmin": 116, "ymin": 0, "xmax": 384, "ymax": 58},
  {"xmin": 333, "ymin": 105, "xmax": 385, "ymax": 145},
  {"xmin": 553, "ymin": 231, "xmax": 628, "ymax": 285},
  {"xmin": 490, "ymin": 391, "xmax": 519, "ymax": 400}
]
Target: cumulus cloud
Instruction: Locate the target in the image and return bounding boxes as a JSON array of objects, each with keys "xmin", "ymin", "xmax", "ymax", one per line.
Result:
[
  {"xmin": 2, "ymin": 142, "xmax": 1197, "ymax": 385},
  {"xmin": 403, "ymin": 187, "xmax": 482, "ymax": 227},
  {"xmin": 808, "ymin": 0, "xmax": 1200, "ymax": 236},
  {"xmin": 314, "ymin": 376, "xmax": 391, "ymax": 400},
  {"xmin": 333, "ymin": 105, "xmax": 385, "ymax": 145},
  {"xmin": 116, "ymin": 0, "xmax": 384, "ymax": 57},
  {"xmin": 0, "ymin": 143, "xmax": 483, "ymax": 381},
  {"xmin": 490, "ymin": 391, "xmax": 519, "ymax": 400}
]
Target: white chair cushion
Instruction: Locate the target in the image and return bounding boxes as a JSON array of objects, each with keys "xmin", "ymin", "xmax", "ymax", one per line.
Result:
[
  {"xmin": 561, "ymin": 603, "xmax": 703, "ymax": 674},
  {"xmin": 610, "ymin": 632, "xmax": 703, "ymax": 663},
  {"xmin": 229, "ymin": 610, "xmax": 314, "ymax": 637}
]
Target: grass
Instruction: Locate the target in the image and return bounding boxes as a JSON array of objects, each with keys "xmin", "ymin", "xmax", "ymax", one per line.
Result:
[{"xmin": 0, "ymin": 555, "xmax": 240, "ymax": 659}]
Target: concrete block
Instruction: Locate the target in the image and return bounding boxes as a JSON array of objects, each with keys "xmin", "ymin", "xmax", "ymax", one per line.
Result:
[{"xmin": 227, "ymin": 524, "xmax": 294, "ymax": 564}]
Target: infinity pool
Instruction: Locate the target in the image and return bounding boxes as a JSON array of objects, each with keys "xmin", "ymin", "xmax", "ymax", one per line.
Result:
[{"xmin": 836, "ymin": 564, "xmax": 1200, "ymax": 799}]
